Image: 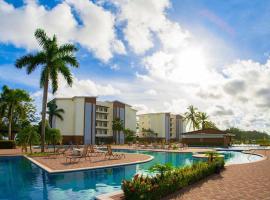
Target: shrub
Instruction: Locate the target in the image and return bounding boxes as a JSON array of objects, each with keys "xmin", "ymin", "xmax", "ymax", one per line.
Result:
[
  {"xmin": 122, "ymin": 159, "xmax": 225, "ymax": 200},
  {"xmin": 16, "ymin": 126, "xmax": 40, "ymax": 153},
  {"xmin": 0, "ymin": 140, "xmax": 16, "ymax": 149},
  {"xmin": 45, "ymin": 128, "xmax": 62, "ymax": 152}
]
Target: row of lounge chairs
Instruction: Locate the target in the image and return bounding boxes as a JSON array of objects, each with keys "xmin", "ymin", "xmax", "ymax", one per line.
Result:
[
  {"xmin": 46, "ymin": 145, "xmax": 125, "ymax": 163},
  {"xmin": 132, "ymin": 142, "xmax": 188, "ymax": 150}
]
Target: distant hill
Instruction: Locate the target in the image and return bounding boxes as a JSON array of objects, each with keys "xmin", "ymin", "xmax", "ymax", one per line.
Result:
[{"xmin": 226, "ymin": 127, "xmax": 270, "ymax": 144}]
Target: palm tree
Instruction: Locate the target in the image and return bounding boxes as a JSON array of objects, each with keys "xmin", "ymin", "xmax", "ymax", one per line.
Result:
[
  {"xmin": 15, "ymin": 29, "xmax": 79, "ymax": 152},
  {"xmin": 46, "ymin": 100, "xmax": 64, "ymax": 128},
  {"xmin": 197, "ymin": 112, "xmax": 209, "ymax": 130},
  {"xmin": 112, "ymin": 118, "xmax": 124, "ymax": 144},
  {"xmin": 184, "ymin": 105, "xmax": 200, "ymax": 131},
  {"xmin": 0, "ymin": 85, "xmax": 31, "ymax": 140}
]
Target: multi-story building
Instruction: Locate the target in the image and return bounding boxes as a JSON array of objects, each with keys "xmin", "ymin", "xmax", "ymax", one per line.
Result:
[
  {"xmin": 137, "ymin": 113, "xmax": 185, "ymax": 142},
  {"xmin": 51, "ymin": 96, "xmax": 136, "ymax": 145}
]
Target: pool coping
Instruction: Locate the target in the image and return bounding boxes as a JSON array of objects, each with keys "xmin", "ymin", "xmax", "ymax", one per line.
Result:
[
  {"xmin": 96, "ymin": 190, "xmax": 123, "ymax": 200},
  {"xmin": 224, "ymin": 151, "xmax": 266, "ymax": 166},
  {"xmin": 110, "ymin": 147, "xmax": 216, "ymax": 154},
  {"xmin": 24, "ymin": 154, "xmax": 154, "ymax": 174}
]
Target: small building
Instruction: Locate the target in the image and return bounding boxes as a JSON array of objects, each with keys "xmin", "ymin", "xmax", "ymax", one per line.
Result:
[
  {"xmin": 181, "ymin": 128, "xmax": 233, "ymax": 147},
  {"xmin": 51, "ymin": 96, "xmax": 136, "ymax": 145},
  {"xmin": 137, "ymin": 113, "xmax": 185, "ymax": 142}
]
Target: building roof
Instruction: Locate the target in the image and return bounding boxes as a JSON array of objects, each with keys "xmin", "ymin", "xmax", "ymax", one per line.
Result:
[
  {"xmin": 137, "ymin": 112, "xmax": 184, "ymax": 118},
  {"xmin": 183, "ymin": 128, "xmax": 234, "ymax": 136}
]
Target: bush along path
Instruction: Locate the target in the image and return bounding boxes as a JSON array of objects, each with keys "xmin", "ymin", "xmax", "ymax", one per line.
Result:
[{"xmin": 122, "ymin": 159, "xmax": 225, "ymax": 200}]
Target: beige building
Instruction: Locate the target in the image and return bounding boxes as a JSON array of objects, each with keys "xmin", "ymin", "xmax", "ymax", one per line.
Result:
[
  {"xmin": 137, "ymin": 113, "xmax": 185, "ymax": 142},
  {"xmin": 51, "ymin": 96, "xmax": 136, "ymax": 145}
]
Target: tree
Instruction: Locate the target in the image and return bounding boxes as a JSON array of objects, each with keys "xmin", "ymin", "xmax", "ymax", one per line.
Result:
[
  {"xmin": 16, "ymin": 126, "xmax": 40, "ymax": 153},
  {"xmin": 184, "ymin": 105, "xmax": 200, "ymax": 131},
  {"xmin": 123, "ymin": 128, "xmax": 135, "ymax": 143},
  {"xmin": 142, "ymin": 128, "xmax": 157, "ymax": 138},
  {"xmin": 204, "ymin": 121, "xmax": 218, "ymax": 129},
  {"xmin": 47, "ymin": 100, "xmax": 64, "ymax": 128},
  {"xmin": 45, "ymin": 128, "xmax": 62, "ymax": 152},
  {"xmin": 16, "ymin": 29, "xmax": 79, "ymax": 152},
  {"xmin": 149, "ymin": 163, "xmax": 174, "ymax": 178},
  {"xmin": 112, "ymin": 118, "xmax": 124, "ymax": 143},
  {"xmin": 0, "ymin": 85, "xmax": 31, "ymax": 140}
]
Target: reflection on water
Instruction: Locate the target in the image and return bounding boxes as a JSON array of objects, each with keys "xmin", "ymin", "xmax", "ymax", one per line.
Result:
[{"xmin": 0, "ymin": 150, "xmax": 262, "ymax": 200}]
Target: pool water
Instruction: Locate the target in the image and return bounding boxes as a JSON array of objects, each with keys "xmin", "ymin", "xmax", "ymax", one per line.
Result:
[{"xmin": 0, "ymin": 150, "xmax": 262, "ymax": 200}]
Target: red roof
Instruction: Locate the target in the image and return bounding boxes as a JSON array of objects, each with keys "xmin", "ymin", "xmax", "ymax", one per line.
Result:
[{"xmin": 183, "ymin": 128, "xmax": 229, "ymax": 135}]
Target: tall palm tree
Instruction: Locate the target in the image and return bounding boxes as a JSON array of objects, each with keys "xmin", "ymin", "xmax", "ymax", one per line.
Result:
[
  {"xmin": 46, "ymin": 100, "xmax": 64, "ymax": 128},
  {"xmin": 197, "ymin": 112, "xmax": 209, "ymax": 130},
  {"xmin": 112, "ymin": 118, "xmax": 124, "ymax": 144},
  {"xmin": 0, "ymin": 85, "xmax": 31, "ymax": 140},
  {"xmin": 15, "ymin": 29, "xmax": 79, "ymax": 152},
  {"xmin": 184, "ymin": 105, "xmax": 199, "ymax": 131}
]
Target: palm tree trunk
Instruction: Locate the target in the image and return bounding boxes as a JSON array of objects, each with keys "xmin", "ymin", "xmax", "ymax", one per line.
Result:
[
  {"xmin": 8, "ymin": 106, "xmax": 13, "ymax": 140},
  {"xmin": 41, "ymin": 78, "xmax": 49, "ymax": 152}
]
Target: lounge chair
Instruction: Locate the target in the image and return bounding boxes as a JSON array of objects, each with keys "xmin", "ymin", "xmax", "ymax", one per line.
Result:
[
  {"xmin": 88, "ymin": 145, "xmax": 104, "ymax": 157},
  {"xmin": 105, "ymin": 145, "xmax": 125, "ymax": 159},
  {"xmin": 47, "ymin": 145, "xmax": 74, "ymax": 158},
  {"xmin": 65, "ymin": 145, "xmax": 90, "ymax": 163}
]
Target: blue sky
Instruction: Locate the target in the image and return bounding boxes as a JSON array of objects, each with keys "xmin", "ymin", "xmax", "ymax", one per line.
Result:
[{"xmin": 1, "ymin": 0, "xmax": 270, "ymax": 131}]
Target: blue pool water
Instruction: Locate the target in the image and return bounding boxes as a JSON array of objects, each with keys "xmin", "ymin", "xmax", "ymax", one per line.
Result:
[{"xmin": 0, "ymin": 150, "xmax": 262, "ymax": 200}]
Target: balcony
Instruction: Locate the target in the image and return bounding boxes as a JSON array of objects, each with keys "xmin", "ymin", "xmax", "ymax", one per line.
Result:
[
  {"xmin": 96, "ymin": 126, "xmax": 108, "ymax": 129},
  {"xmin": 96, "ymin": 118, "xmax": 109, "ymax": 121}
]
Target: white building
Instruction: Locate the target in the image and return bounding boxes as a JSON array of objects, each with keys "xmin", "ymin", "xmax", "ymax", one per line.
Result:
[
  {"xmin": 51, "ymin": 96, "xmax": 136, "ymax": 145},
  {"xmin": 137, "ymin": 113, "xmax": 185, "ymax": 142}
]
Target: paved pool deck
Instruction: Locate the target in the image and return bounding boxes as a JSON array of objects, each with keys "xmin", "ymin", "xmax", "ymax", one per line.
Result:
[
  {"xmin": 0, "ymin": 148, "xmax": 153, "ymax": 173},
  {"xmin": 164, "ymin": 149, "xmax": 270, "ymax": 200},
  {"xmin": 99, "ymin": 149, "xmax": 270, "ymax": 200}
]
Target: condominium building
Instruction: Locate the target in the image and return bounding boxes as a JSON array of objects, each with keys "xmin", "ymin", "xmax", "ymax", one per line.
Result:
[
  {"xmin": 137, "ymin": 113, "xmax": 185, "ymax": 141},
  {"xmin": 51, "ymin": 96, "xmax": 136, "ymax": 145}
]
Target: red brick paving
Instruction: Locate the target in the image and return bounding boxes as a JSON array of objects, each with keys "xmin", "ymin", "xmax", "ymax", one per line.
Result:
[
  {"xmin": 31, "ymin": 153, "xmax": 151, "ymax": 171},
  {"xmin": 164, "ymin": 150, "xmax": 270, "ymax": 200}
]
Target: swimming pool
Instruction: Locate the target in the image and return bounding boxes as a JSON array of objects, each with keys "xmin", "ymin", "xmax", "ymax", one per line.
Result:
[{"xmin": 0, "ymin": 150, "xmax": 263, "ymax": 200}]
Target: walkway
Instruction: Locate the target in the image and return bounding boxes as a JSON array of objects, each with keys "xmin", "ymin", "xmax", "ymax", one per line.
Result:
[{"xmin": 164, "ymin": 150, "xmax": 270, "ymax": 200}]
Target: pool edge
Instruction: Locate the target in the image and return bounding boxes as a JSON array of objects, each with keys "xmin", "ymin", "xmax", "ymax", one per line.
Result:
[{"xmin": 24, "ymin": 154, "xmax": 154, "ymax": 174}]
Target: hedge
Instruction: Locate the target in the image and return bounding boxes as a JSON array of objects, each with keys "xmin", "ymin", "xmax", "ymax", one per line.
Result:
[
  {"xmin": 0, "ymin": 140, "xmax": 16, "ymax": 149},
  {"xmin": 122, "ymin": 159, "xmax": 225, "ymax": 200}
]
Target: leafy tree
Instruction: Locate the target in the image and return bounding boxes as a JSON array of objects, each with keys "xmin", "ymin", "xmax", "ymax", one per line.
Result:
[
  {"xmin": 227, "ymin": 127, "xmax": 270, "ymax": 144},
  {"xmin": 0, "ymin": 85, "xmax": 31, "ymax": 139},
  {"xmin": 204, "ymin": 121, "xmax": 218, "ymax": 129},
  {"xmin": 16, "ymin": 126, "xmax": 40, "ymax": 153},
  {"xmin": 16, "ymin": 29, "xmax": 79, "ymax": 152},
  {"xmin": 142, "ymin": 128, "xmax": 157, "ymax": 138},
  {"xmin": 45, "ymin": 128, "xmax": 62, "ymax": 152},
  {"xmin": 124, "ymin": 128, "xmax": 135, "ymax": 143},
  {"xmin": 112, "ymin": 118, "xmax": 124, "ymax": 132},
  {"xmin": 47, "ymin": 100, "xmax": 64, "ymax": 127},
  {"xmin": 184, "ymin": 105, "xmax": 200, "ymax": 131}
]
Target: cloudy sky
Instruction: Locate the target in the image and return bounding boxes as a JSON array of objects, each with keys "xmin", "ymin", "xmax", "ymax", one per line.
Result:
[{"xmin": 1, "ymin": 0, "xmax": 270, "ymax": 132}]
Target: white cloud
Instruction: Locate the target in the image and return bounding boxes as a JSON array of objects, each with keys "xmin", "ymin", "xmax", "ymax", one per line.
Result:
[
  {"xmin": 115, "ymin": 0, "xmax": 171, "ymax": 54},
  {"xmin": 2, "ymin": 0, "xmax": 270, "ymax": 133},
  {"xmin": 144, "ymin": 89, "xmax": 157, "ymax": 95},
  {"xmin": 0, "ymin": 0, "xmax": 125, "ymax": 62},
  {"xmin": 54, "ymin": 75, "xmax": 121, "ymax": 97}
]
